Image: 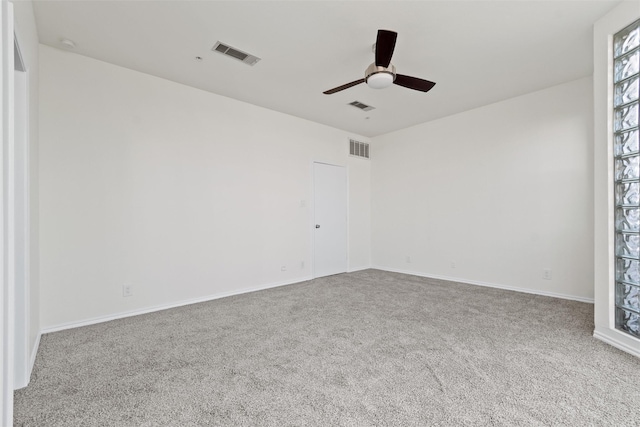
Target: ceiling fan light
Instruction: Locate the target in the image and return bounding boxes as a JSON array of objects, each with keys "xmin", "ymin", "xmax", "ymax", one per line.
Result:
[{"xmin": 366, "ymin": 72, "xmax": 394, "ymax": 89}]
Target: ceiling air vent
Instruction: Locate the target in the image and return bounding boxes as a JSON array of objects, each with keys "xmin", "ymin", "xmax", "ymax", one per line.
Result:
[
  {"xmin": 349, "ymin": 101, "xmax": 375, "ymax": 111},
  {"xmin": 349, "ymin": 139, "xmax": 370, "ymax": 159},
  {"xmin": 212, "ymin": 41, "xmax": 261, "ymax": 66}
]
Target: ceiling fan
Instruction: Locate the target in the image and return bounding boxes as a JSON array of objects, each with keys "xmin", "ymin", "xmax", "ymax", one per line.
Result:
[{"xmin": 323, "ymin": 29, "xmax": 436, "ymax": 95}]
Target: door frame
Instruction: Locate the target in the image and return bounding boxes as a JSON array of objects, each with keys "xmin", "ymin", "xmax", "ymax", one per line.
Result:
[
  {"xmin": 1, "ymin": 1, "xmax": 16, "ymax": 424},
  {"xmin": 12, "ymin": 30, "xmax": 29, "ymax": 390},
  {"xmin": 311, "ymin": 161, "xmax": 349, "ymax": 278}
]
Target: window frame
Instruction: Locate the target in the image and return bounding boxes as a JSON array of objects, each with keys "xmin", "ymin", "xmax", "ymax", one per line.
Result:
[{"xmin": 593, "ymin": 1, "xmax": 640, "ymax": 358}]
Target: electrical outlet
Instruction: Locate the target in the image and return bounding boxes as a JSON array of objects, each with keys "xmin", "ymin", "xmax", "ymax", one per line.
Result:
[
  {"xmin": 281, "ymin": 265, "xmax": 287, "ymax": 272},
  {"xmin": 451, "ymin": 262, "xmax": 456, "ymax": 269},
  {"xmin": 301, "ymin": 261, "xmax": 305, "ymax": 269},
  {"xmin": 406, "ymin": 256, "xmax": 411, "ymax": 263},
  {"xmin": 543, "ymin": 269, "xmax": 552, "ymax": 280},
  {"xmin": 122, "ymin": 284, "xmax": 133, "ymax": 297}
]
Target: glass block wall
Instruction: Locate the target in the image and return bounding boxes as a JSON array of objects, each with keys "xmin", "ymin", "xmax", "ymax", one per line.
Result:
[{"xmin": 614, "ymin": 20, "xmax": 640, "ymax": 338}]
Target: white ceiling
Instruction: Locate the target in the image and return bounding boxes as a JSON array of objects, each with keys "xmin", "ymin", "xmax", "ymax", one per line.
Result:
[{"xmin": 32, "ymin": 0, "xmax": 620, "ymax": 137}]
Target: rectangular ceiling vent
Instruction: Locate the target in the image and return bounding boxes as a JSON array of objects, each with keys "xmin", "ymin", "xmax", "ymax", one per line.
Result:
[
  {"xmin": 349, "ymin": 101, "xmax": 375, "ymax": 111},
  {"xmin": 212, "ymin": 41, "xmax": 261, "ymax": 66},
  {"xmin": 349, "ymin": 139, "xmax": 370, "ymax": 159}
]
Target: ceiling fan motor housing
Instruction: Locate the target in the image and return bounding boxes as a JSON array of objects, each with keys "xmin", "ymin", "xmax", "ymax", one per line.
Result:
[{"xmin": 365, "ymin": 63, "xmax": 396, "ymax": 89}]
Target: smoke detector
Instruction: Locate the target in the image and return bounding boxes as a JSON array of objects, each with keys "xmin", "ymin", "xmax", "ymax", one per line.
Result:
[{"xmin": 60, "ymin": 38, "xmax": 76, "ymax": 49}]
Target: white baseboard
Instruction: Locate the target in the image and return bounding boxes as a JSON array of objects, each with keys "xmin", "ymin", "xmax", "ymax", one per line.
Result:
[
  {"xmin": 347, "ymin": 265, "xmax": 372, "ymax": 273},
  {"xmin": 14, "ymin": 332, "xmax": 41, "ymax": 390},
  {"xmin": 594, "ymin": 328, "xmax": 640, "ymax": 358},
  {"xmin": 373, "ymin": 266, "xmax": 594, "ymax": 304},
  {"xmin": 41, "ymin": 275, "xmax": 313, "ymax": 335},
  {"xmin": 28, "ymin": 332, "xmax": 41, "ymax": 381},
  {"xmin": 37, "ymin": 267, "xmax": 596, "ymax": 347}
]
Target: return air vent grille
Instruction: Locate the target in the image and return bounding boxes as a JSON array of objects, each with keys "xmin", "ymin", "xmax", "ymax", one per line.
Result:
[
  {"xmin": 349, "ymin": 101, "xmax": 375, "ymax": 111},
  {"xmin": 212, "ymin": 41, "xmax": 261, "ymax": 66},
  {"xmin": 349, "ymin": 139, "xmax": 370, "ymax": 159}
]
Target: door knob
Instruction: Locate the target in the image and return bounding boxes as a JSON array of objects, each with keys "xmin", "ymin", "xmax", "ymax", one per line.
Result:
[{"xmin": 315, "ymin": 224, "xmax": 320, "ymax": 228}]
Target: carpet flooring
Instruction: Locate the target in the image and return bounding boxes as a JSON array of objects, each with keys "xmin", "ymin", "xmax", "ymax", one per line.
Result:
[{"xmin": 14, "ymin": 270, "xmax": 640, "ymax": 426}]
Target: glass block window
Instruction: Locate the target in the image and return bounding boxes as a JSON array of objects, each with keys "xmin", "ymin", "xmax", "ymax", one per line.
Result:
[{"xmin": 614, "ymin": 19, "xmax": 640, "ymax": 338}]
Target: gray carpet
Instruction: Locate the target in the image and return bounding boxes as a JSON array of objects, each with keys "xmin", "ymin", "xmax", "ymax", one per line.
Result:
[{"xmin": 14, "ymin": 270, "xmax": 640, "ymax": 426}]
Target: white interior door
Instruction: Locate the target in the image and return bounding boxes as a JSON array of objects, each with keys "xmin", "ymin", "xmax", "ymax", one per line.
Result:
[{"xmin": 313, "ymin": 162, "xmax": 347, "ymax": 278}]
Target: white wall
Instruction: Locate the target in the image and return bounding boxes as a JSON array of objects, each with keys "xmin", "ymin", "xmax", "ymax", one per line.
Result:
[
  {"xmin": 12, "ymin": 0, "xmax": 39, "ymax": 376},
  {"xmin": 39, "ymin": 45, "xmax": 370, "ymax": 329},
  {"xmin": 372, "ymin": 77, "xmax": 594, "ymax": 301},
  {"xmin": 593, "ymin": 0, "xmax": 640, "ymax": 357}
]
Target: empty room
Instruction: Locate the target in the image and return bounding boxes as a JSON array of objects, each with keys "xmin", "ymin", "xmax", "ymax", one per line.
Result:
[{"xmin": 2, "ymin": 0, "xmax": 640, "ymax": 425}]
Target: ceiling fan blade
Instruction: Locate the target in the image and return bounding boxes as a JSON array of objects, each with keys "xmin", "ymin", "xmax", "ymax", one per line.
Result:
[
  {"xmin": 375, "ymin": 30, "xmax": 397, "ymax": 68},
  {"xmin": 393, "ymin": 74, "xmax": 436, "ymax": 92},
  {"xmin": 323, "ymin": 78, "xmax": 365, "ymax": 95}
]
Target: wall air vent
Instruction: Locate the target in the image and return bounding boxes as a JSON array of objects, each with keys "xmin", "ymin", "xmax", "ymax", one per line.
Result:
[
  {"xmin": 349, "ymin": 139, "xmax": 370, "ymax": 159},
  {"xmin": 211, "ymin": 41, "xmax": 261, "ymax": 66},
  {"xmin": 348, "ymin": 101, "xmax": 375, "ymax": 111}
]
